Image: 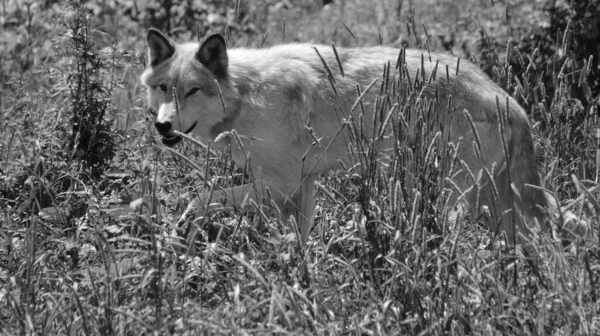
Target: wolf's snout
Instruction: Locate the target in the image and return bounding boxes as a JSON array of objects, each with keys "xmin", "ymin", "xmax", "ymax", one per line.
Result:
[{"xmin": 155, "ymin": 121, "xmax": 172, "ymax": 135}]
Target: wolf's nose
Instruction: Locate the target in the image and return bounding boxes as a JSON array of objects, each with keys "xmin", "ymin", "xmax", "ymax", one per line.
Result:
[{"xmin": 155, "ymin": 121, "xmax": 171, "ymax": 134}]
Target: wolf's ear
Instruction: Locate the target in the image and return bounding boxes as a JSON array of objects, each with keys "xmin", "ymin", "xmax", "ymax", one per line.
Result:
[
  {"xmin": 196, "ymin": 34, "xmax": 228, "ymax": 77},
  {"xmin": 146, "ymin": 28, "xmax": 175, "ymax": 67}
]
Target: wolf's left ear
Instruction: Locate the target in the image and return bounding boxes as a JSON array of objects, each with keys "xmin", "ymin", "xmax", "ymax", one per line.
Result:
[
  {"xmin": 147, "ymin": 28, "xmax": 175, "ymax": 67},
  {"xmin": 197, "ymin": 34, "xmax": 228, "ymax": 77}
]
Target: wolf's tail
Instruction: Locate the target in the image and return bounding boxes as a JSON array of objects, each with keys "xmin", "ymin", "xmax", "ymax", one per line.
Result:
[{"xmin": 507, "ymin": 115, "xmax": 549, "ymax": 230}]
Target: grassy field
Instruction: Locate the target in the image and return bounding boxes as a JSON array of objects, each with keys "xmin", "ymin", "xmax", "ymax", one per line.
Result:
[{"xmin": 1, "ymin": 0, "xmax": 599, "ymax": 334}]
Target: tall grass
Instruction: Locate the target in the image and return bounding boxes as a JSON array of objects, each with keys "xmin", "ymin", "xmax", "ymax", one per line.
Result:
[{"xmin": 0, "ymin": 0, "xmax": 598, "ymax": 335}]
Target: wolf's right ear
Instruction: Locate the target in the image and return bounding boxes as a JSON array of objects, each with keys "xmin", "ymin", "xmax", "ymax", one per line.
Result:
[
  {"xmin": 196, "ymin": 34, "xmax": 228, "ymax": 78},
  {"xmin": 146, "ymin": 28, "xmax": 175, "ymax": 67}
]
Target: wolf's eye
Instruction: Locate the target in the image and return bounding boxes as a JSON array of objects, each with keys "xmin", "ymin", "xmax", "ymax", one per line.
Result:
[
  {"xmin": 158, "ymin": 84, "xmax": 167, "ymax": 92},
  {"xmin": 188, "ymin": 88, "xmax": 200, "ymax": 96}
]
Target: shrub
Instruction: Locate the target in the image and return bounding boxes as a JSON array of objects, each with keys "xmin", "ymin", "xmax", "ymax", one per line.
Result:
[{"xmin": 63, "ymin": 0, "xmax": 116, "ymax": 180}]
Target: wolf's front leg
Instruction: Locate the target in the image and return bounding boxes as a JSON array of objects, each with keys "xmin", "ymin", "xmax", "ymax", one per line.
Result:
[
  {"xmin": 168, "ymin": 183, "xmax": 263, "ymax": 252},
  {"xmin": 181, "ymin": 183, "xmax": 263, "ymax": 223}
]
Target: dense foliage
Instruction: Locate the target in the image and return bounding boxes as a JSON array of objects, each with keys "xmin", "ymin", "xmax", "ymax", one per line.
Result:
[{"xmin": 0, "ymin": 0, "xmax": 598, "ymax": 335}]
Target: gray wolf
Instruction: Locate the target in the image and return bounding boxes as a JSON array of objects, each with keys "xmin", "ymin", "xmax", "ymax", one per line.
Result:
[{"xmin": 141, "ymin": 28, "xmax": 578, "ymax": 244}]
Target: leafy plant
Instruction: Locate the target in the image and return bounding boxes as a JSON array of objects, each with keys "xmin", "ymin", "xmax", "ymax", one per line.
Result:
[
  {"xmin": 63, "ymin": 0, "xmax": 116, "ymax": 180},
  {"xmin": 0, "ymin": 1, "xmax": 597, "ymax": 335}
]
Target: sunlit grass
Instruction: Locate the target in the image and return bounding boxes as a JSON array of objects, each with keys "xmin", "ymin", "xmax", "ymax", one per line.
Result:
[{"xmin": 0, "ymin": 1, "xmax": 598, "ymax": 335}]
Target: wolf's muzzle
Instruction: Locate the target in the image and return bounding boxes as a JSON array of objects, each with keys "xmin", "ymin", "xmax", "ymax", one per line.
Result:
[
  {"xmin": 154, "ymin": 121, "xmax": 198, "ymax": 147},
  {"xmin": 155, "ymin": 121, "xmax": 179, "ymax": 146},
  {"xmin": 155, "ymin": 121, "xmax": 171, "ymax": 134}
]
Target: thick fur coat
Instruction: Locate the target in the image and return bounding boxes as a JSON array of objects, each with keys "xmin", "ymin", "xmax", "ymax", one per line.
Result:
[{"xmin": 141, "ymin": 29, "xmax": 556, "ymax": 243}]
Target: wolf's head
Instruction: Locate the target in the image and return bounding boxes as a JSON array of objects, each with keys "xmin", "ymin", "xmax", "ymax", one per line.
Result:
[{"xmin": 140, "ymin": 29, "xmax": 234, "ymax": 147}]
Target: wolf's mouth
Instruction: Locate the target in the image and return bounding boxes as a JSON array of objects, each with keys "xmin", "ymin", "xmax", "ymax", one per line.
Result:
[
  {"xmin": 161, "ymin": 136, "xmax": 181, "ymax": 146},
  {"xmin": 161, "ymin": 121, "xmax": 198, "ymax": 147},
  {"xmin": 183, "ymin": 121, "xmax": 198, "ymax": 135}
]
